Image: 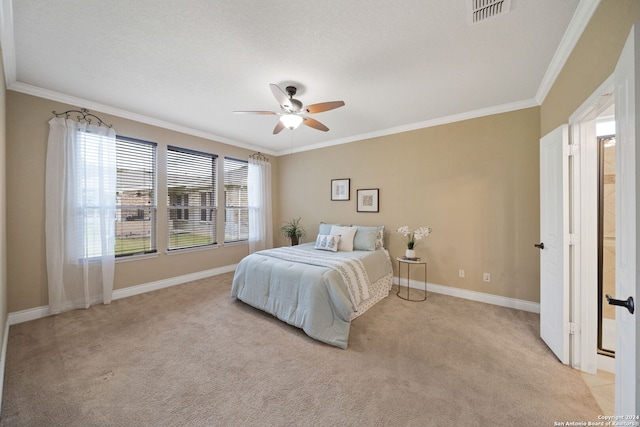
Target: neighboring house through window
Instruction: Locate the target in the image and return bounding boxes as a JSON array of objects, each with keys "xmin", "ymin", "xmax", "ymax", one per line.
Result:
[
  {"xmin": 167, "ymin": 146, "xmax": 217, "ymax": 250},
  {"xmin": 224, "ymin": 157, "xmax": 249, "ymax": 243},
  {"xmin": 115, "ymin": 136, "xmax": 157, "ymax": 257}
]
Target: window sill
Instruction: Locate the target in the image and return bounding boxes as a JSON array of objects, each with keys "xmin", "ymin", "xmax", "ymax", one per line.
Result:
[
  {"xmin": 116, "ymin": 253, "xmax": 159, "ymax": 263},
  {"xmin": 223, "ymin": 240, "xmax": 248, "ymax": 247},
  {"xmin": 166, "ymin": 244, "xmax": 219, "ymax": 255}
]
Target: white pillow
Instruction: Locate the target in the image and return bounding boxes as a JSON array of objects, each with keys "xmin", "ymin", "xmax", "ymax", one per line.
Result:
[
  {"xmin": 314, "ymin": 234, "xmax": 340, "ymax": 252},
  {"xmin": 329, "ymin": 225, "xmax": 357, "ymax": 252}
]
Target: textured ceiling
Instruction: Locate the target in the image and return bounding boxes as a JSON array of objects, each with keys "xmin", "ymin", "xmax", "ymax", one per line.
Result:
[{"xmin": 7, "ymin": 0, "xmax": 586, "ymax": 154}]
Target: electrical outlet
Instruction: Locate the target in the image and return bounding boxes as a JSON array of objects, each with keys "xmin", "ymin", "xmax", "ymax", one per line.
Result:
[
  {"xmin": 458, "ymin": 269, "xmax": 465, "ymax": 278},
  {"xmin": 483, "ymin": 273, "xmax": 491, "ymax": 282}
]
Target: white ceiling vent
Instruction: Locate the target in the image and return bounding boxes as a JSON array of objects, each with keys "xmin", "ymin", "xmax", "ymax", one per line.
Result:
[{"xmin": 469, "ymin": 0, "xmax": 511, "ymax": 24}]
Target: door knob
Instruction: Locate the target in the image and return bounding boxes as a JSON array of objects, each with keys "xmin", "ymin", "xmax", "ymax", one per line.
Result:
[
  {"xmin": 534, "ymin": 242, "xmax": 545, "ymax": 250},
  {"xmin": 606, "ymin": 294, "xmax": 635, "ymax": 314}
]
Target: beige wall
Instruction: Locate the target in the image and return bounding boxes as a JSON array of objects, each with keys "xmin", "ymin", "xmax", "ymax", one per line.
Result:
[
  {"xmin": 276, "ymin": 108, "xmax": 542, "ymax": 303},
  {"xmin": 541, "ymin": 0, "xmax": 640, "ymax": 135},
  {"xmin": 5, "ymin": 91, "xmax": 273, "ymax": 313}
]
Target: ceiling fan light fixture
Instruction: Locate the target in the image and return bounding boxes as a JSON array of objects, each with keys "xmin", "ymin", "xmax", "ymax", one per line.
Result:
[
  {"xmin": 235, "ymin": 84, "xmax": 344, "ymax": 134},
  {"xmin": 280, "ymin": 114, "xmax": 303, "ymax": 130}
]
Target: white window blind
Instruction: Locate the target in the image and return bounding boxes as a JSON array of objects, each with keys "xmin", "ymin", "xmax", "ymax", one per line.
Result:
[
  {"xmin": 167, "ymin": 146, "xmax": 217, "ymax": 250},
  {"xmin": 115, "ymin": 136, "xmax": 157, "ymax": 257},
  {"xmin": 224, "ymin": 157, "xmax": 248, "ymax": 243}
]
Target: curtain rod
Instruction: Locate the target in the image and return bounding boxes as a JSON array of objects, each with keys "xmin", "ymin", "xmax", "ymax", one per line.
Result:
[
  {"xmin": 52, "ymin": 108, "xmax": 113, "ymax": 128},
  {"xmin": 249, "ymin": 152, "xmax": 269, "ymax": 162}
]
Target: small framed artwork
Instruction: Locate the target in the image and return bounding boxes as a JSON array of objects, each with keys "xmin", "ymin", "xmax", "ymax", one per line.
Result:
[
  {"xmin": 331, "ymin": 179, "xmax": 350, "ymax": 201},
  {"xmin": 357, "ymin": 188, "xmax": 379, "ymax": 212}
]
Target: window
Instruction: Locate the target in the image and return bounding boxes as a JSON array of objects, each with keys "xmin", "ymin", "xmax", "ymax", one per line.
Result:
[
  {"xmin": 167, "ymin": 146, "xmax": 217, "ymax": 250},
  {"xmin": 78, "ymin": 128, "xmax": 117, "ymax": 259},
  {"xmin": 115, "ymin": 136, "xmax": 157, "ymax": 257},
  {"xmin": 224, "ymin": 158, "xmax": 248, "ymax": 243}
]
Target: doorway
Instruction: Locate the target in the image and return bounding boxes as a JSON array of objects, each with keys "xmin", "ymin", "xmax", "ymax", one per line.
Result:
[
  {"xmin": 568, "ymin": 82, "xmax": 616, "ymax": 411},
  {"xmin": 597, "ymin": 130, "xmax": 616, "ymax": 361},
  {"xmin": 544, "ymin": 24, "xmax": 640, "ymax": 415},
  {"xmin": 566, "ymin": 78, "xmax": 614, "ymax": 376}
]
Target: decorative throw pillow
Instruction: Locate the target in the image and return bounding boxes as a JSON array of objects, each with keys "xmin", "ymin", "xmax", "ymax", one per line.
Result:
[
  {"xmin": 329, "ymin": 225, "xmax": 357, "ymax": 252},
  {"xmin": 314, "ymin": 234, "xmax": 340, "ymax": 252},
  {"xmin": 375, "ymin": 225, "xmax": 385, "ymax": 250},
  {"xmin": 318, "ymin": 222, "xmax": 348, "ymax": 236},
  {"xmin": 353, "ymin": 226, "xmax": 379, "ymax": 251}
]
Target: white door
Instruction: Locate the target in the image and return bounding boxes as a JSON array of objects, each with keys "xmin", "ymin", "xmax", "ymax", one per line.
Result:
[
  {"xmin": 539, "ymin": 125, "xmax": 570, "ymax": 364},
  {"xmin": 613, "ymin": 23, "xmax": 639, "ymax": 416}
]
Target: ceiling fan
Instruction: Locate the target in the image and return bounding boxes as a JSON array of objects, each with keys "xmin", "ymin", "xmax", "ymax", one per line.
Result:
[{"xmin": 234, "ymin": 84, "xmax": 345, "ymax": 134}]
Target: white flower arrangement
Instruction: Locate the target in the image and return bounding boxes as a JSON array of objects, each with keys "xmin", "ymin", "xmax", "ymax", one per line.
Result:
[{"xmin": 396, "ymin": 226, "xmax": 432, "ymax": 249}]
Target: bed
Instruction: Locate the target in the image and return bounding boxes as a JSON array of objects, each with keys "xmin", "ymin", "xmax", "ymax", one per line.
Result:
[{"xmin": 231, "ymin": 224, "xmax": 393, "ymax": 349}]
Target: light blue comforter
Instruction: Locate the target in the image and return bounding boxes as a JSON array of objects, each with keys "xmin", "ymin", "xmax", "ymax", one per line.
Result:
[{"xmin": 231, "ymin": 243, "xmax": 391, "ymax": 349}]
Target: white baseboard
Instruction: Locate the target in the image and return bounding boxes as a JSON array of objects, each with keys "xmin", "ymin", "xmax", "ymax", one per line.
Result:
[
  {"xmin": 0, "ymin": 319, "xmax": 8, "ymax": 416},
  {"xmin": 394, "ymin": 277, "xmax": 540, "ymax": 313},
  {"xmin": 7, "ymin": 264, "xmax": 238, "ymax": 326},
  {"xmin": 111, "ymin": 264, "xmax": 237, "ymax": 301},
  {"xmin": 8, "ymin": 306, "xmax": 49, "ymax": 325},
  {"xmin": 597, "ymin": 353, "xmax": 615, "ymax": 373}
]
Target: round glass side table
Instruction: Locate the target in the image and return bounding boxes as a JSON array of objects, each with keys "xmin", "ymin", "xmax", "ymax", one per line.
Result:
[{"xmin": 396, "ymin": 257, "xmax": 427, "ymax": 302}]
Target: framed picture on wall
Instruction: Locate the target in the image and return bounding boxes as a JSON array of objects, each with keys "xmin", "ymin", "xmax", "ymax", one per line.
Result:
[
  {"xmin": 357, "ymin": 188, "xmax": 379, "ymax": 212},
  {"xmin": 331, "ymin": 179, "xmax": 350, "ymax": 201}
]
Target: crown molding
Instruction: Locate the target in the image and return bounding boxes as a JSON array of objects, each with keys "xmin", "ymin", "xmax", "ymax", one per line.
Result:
[
  {"xmin": 277, "ymin": 97, "xmax": 539, "ymax": 155},
  {"xmin": 0, "ymin": 0, "xmax": 16, "ymax": 88},
  {"xmin": 10, "ymin": 78, "xmax": 539, "ymax": 158},
  {"xmin": 8, "ymin": 82, "xmax": 277, "ymax": 156},
  {"xmin": 536, "ymin": 0, "xmax": 601, "ymax": 104}
]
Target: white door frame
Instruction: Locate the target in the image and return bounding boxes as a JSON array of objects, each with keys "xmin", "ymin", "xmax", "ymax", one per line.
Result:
[{"xmin": 568, "ymin": 75, "xmax": 615, "ymax": 374}]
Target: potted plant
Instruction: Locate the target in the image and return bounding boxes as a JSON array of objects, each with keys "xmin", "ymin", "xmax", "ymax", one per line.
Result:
[
  {"xmin": 280, "ymin": 217, "xmax": 307, "ymax": 246},
  {"xmin": 396, "ymin": 226, "xmax": 432, "ymax": 259}
]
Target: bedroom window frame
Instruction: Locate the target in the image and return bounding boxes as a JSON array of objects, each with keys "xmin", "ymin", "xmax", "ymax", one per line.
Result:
[
  {"xmin": 115, "ymin": 136, "xmax": 158, "ymax": 258},
  {"xmin": 223, "ymin": 157, "xmax": 249, "ymax": 244},
  {"xmin": 166, "ymin": 145, "xmax": 218, "ymax": 251}
]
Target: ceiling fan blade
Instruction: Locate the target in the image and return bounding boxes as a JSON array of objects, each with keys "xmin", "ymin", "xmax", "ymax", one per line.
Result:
[
  {"xmin": 302, "ymin": 117, "xmax": 329, "ymax": 132},
  {"xmin": 270, "ymin": 84, "xmax": 292, "ymax": 110},
  {"xmin": 233, "ymin": 110, "xmax": 278, "ymax": 115},
  {"xmin": 273, "ymin": 120, "xmax": 285, "ymax": 134},
  {"xmin": 304, "ymin": 101, "xmax": 345, "ymax": 114}
]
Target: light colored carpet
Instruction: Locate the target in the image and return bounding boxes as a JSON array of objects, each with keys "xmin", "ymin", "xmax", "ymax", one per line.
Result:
[{"xmin": 1, "ymin": 273, "xmax": 601, "ymax": 426}]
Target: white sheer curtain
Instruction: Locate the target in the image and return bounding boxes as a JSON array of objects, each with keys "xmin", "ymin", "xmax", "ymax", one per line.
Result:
[
  {"xmin": 248, "ymin": 154, "xmax": 273, "ymax": 253},
  {"xmin": 45, "ymin": 117, "xmax": 117, "ymax": 315}
]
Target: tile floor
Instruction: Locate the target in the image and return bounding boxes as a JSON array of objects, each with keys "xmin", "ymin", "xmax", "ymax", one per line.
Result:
[{"xmin": 580, "ymin": 370, "xmax": 615, "ymax": 415}]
